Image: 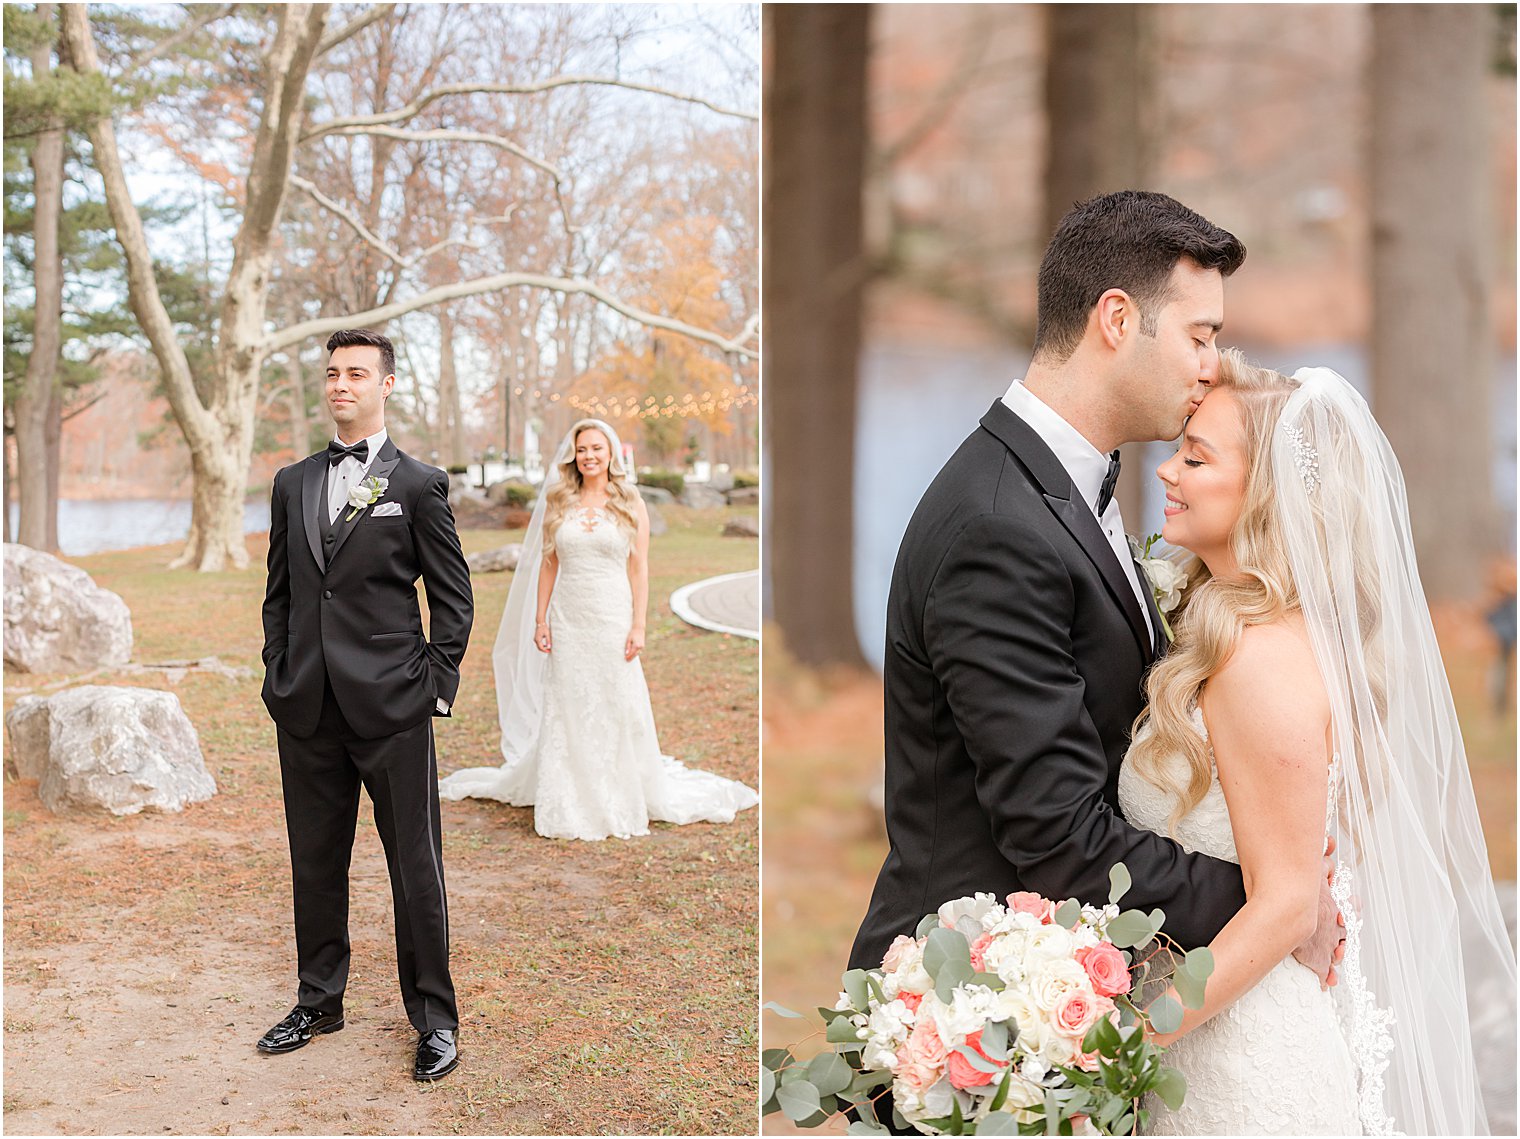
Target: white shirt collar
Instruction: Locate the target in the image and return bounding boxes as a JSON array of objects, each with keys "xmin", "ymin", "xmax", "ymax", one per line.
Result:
[
  {"xmin": 1000, "ymin": 379, "xmax": 1109, "ymax": 512},
  {"xmin": 331, "ymin": 426, "xmax": 388, "ymax": 469}
]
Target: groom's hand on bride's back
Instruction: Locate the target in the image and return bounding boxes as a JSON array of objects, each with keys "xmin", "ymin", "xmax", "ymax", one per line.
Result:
[{"xmin": 1292, "ymin": 833, "xmax": 1348, "ymax": 988}]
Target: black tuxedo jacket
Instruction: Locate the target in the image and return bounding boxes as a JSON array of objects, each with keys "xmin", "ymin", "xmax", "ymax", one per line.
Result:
[
  {"xmin": 261, "ymin": 437, "xmax": 474, "ymax": 741},
  {"xmin": 850, "ymin": 401, "xmax": 1246, "ymax": 970}
]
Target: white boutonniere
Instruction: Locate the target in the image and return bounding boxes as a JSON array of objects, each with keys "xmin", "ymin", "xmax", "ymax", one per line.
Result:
[
  {"xmin": 345, "ymin": 474, "xmax": 389, "ymax": 521},
  {"xmin": 1129, "ymin": 533, "xmax": 1187, "ymax": 643}
]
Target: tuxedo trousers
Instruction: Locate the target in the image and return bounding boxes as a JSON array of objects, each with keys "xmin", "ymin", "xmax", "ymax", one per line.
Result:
[{"xmin": 276, "ymin": 677, "xmax": 458, "ymax": 1033}]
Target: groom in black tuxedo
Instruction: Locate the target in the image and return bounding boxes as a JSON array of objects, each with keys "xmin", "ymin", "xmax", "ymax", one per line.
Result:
[
  {"xmin": 259, "ymin": 328, "xmax": 473, "ymax": 1081},
  {"xmin": 850, "ymin": 195, "xmax": 1344, "ymax": 1100}
]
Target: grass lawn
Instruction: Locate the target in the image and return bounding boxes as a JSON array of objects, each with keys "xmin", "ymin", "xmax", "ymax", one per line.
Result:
[{"xmin": 3, "ymin": 505, "xmax": 758, "ymax": 1136}]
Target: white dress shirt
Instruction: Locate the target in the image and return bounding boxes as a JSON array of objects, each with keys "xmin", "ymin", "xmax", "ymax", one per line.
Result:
[
  {"xmin": 1000, "ymin": 379, "xmax": 1154, "ymax": 639},
  {"xmin": 327, "ymin": 427, "xmax": 388, "ymax": 525},
  {"xmin": 327, "ymin": 426, "xmax": 450, "ymax": 714}
]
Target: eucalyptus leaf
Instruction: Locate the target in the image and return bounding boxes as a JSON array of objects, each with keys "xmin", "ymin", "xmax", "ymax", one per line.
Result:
[
  {"xmin": 850, "ymin": 1068, "xmax": 894, "ymax": 1094},
  {"xmin": 916, "ymin": 913, "xmax": 940, "ymax": 939},
  {"xmin": 1184, "ymin": 946, "xmax": 1215, "ymax": 980},
  {"xmin": 981, "ymin": 1019, "xmax": 1009, "ymax": 1060},
  {"xmin": 1108, "ymin": 863, "xmax": 1132, "ymax": 905},
  {"xmin": 1148, "ymin": 993, "xmax": 1183, "ymax": 1036},
  {"xmin": 1173, "ymin": 965, "xmax": 1206, "ymax": 1011},
  {"xmin": 762, "ymin": 1047, "xmax": 794, "ymax": 1071},
  {"xmin": 971, "ymin": 971, "xmax": 1007, "ymax": 992},
  {"xmin": 865, "ymin": 972, "xmax": 888, "ymax": 1004},
  {"xmin": 777, "ymin": 1079, "xmax": 823, "ymax": 1123},
  {"xmin": 952, "ymin": 1044, "xmax": 1002, "ymax": 1075},
  {"xmin": 806, "ymin": 1051, "xmax": 854, "ymax": 1097},
  {"xmin": 847, "ymin": 1122, "xmax": 889, "ymax": 1137},
  {"xmin": 935, "ymin": 957, "xmax": 975, "ymax": 1002},
  {"xmin": 760, "ymin": 1065, "xmax": 776, "ymax": 1106},
  {"xmin": 1154, "ymin": 1066, "xmax": 1187, "ymax": 1110},
  {"xmin": 1054, "ymin": 898, "xmax": 1081, "ymax": 929},
  {"xmin": 842, "ymin": 969, "xmax": 870, "ymax": 1011},
  {"xmin": 1103, "ymin": 909, "xmax": 1157, "ymax": 949},
  {"xmin": 763, "ymin": 1000, "xmax": 807, "ymax": 1019},
  {"xmin": 827, "ymin": 1015, "xmax": 865, "ymax": 1044},
  {"xmin": 924, "ymin": 926, "xmax": 972, "ymax": 980},
  {"xmin": 1044, "ymin": 1090, "xmax": 1060, "ymax": 1135},
  {"xmin": 975, "ymin": 1111, "xmax": 1020, "ymax": 1134}
]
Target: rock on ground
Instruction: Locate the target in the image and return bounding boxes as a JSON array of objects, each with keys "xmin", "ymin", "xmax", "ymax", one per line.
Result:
[
  {"xmin": 722, "ymin": 515, "xmax": 760, "ymax": 538},
  {"xmin": 3, "ymin": 543, "xmax": 133, "ymax": 673},
  {"xmin": 634, "ymin": 485, "xmax": 676, "ymax": 506},
  {"xmin": 726, "ymin": 486, "xmax": 759, "ymax": 506},
  {"xmin": 5, "ymin": 686, "xmax": 216, "ymax": 815},
  {"xmin": 646, "ymin": 503, "xmax": 667, "ymax": 536},
  {"xmin": 679, "ymin": 484, "xmax": 728, "ymax": 510},
  {"xmin": 467, "ymin": 544, "xmax": 524, "ymax": 574}
]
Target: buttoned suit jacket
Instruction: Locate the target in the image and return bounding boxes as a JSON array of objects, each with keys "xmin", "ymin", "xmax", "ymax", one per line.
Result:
[{"xmin": 260, "ymin": 437, "xmax": 474, "ymax": 741}]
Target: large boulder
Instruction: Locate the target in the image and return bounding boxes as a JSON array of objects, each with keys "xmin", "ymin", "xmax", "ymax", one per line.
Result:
[
  {"xmin": 468, "ymin": 544, "xmax": 523, "ymax": 574},
  {"xmin": 708, "ymin": 469, "xmax": 735, "ymax": 493},
  {"xmin": 646, "ymin": 503, "xmax": 668, "ymax": 537},
  {"xmin": 5, "ymin": 686, "xmax": 215, "ymax": 815},
  {"xmin": 723, "ymin": 515, "xmax": 760, "ymax": 538},
  {"xmin": 726, "ymin": 486, "xmax": 759, "ymax": 507},
  {"xmin": 635, "ymin": 484, "xmax": 676, "ymax": 506},
  {"xmin": 679, "ymin": 484, "xmax": 728, "ymax": 510},
  {"xmin": 3, "ymin": 544, "xmax": 132, "ymax": 673}
]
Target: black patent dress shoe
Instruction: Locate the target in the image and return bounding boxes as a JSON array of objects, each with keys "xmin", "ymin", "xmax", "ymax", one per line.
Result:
[
  {"xmin": 413, "ymin": 1028, "xmax": 459, "ymax": 1081},
  {"xmin": 256, "ymin": 1005, "xmax": 345, "ymax": 1054}
]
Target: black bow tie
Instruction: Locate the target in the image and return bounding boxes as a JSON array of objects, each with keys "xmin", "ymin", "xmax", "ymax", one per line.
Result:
[
  {"xmin": 1096, "ymin": 449, "xmax": 1121, "ymax": 515},
  {"xmin": 328, "ymin": 439, "xmax": 369, "ymax": 466}
]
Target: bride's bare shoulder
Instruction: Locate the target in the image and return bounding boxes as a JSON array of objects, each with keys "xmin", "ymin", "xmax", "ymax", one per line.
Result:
[{"xmin": 1202, "ymin": 616, "xmax": 1330, "ymax": 743}]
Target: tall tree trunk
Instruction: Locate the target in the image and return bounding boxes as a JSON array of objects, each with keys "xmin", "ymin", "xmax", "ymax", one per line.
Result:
[
  {"xmin": 44, "ymin": 382, "xmax": 62, "ymax": 552},
  {"xmin": 437, "ymin": 308, "xmax": 468, "ymax": 468},
  {"xmin": 766, "ymin": 4, "xmax": 870, "ymax": 669},
  {"xmin": 14, "ymin": 2, "xmax": 65, "ymax": 554},
  {"xmin": 287, "ymin": 348, "xmax": 310, "ymax": 457},
  {"xmin": 1043, "ymin": 4, "xmax": 1159, "ymax": 523},
  {"xmin": 61, "ymin": 3, "xmax": 329, "ymax": 571},
  {"xmin": 1371, "ymin": 4, "xmax": 1496, "ymax": 600}
]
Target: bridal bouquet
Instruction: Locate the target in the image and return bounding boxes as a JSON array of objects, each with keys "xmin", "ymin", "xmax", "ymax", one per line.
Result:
[{"xmin": 762, "ymin": 865, "xmax": 1213, "ymax": 1136}]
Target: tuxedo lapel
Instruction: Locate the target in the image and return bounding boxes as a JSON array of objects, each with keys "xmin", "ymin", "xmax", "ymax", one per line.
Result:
[
  {"xmin": 978, "ymin": 401, "xmax": 1153, "ymax": 664},
  {"xmin": 328, "ymin": 437, "xmax": 403, "ymax": 567},
  {"xmin": 301, "ymin": 455, "xmax": 325, "ymax": 571}
]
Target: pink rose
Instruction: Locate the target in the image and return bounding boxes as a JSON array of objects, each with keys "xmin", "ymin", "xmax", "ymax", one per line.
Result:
[
  {"xmin": 1053, "ymin": 990, "xmax": 1114, "ymax": 1038},
  {"xmin": 1074, "ymin": 942, "xmax": 1132, "ymax": 997},
  {"xmin": 944, "ymin": 1029, "xmax": 999, "ymax": 1090},
  {"xmin": 895, "ymin": 1018, "xmax": 948, "ymax": 1093},
  {"xmin": 1007, "ymin": 891, "xmax": 1054, "ymax": 923},
  {"xmin": 882, "ymin": 934, "xmax": 919, "ymax": 974},
  {"xmin": 969, "ymin": 932, "xmax": 995, "ymax": 972}
]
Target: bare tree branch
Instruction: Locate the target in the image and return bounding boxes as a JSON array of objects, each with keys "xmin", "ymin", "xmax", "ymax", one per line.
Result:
[
  {"xmin": 316, "ymin": 3, "xmax": 396, "ymax": 57},
  {"xmin": 290, "ymin": 174, "xmax": 490, "ymax": 269},
  {"xmin": 316, "ymin": 124, "xmax": 565, "ymax": 183},
  {"xmin": 300, "ymin": 75, "xmax": 757, "ymax": 143},
  {"xmin": 124, "ymin": 3, "xmax": 235, "ymax": 71},
  {"xmin": 263, "ymin": 272, "xmax": 760, "ymax": 360},
  {"xmin": 61, "ymin": 390, "xmax": 108, "ymax": 423}
]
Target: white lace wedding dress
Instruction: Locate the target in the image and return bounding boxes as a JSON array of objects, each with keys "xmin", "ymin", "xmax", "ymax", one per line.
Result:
[
  {"xmin": 1117, "ymin": 707, "xmax": 1362, "ymax": 1136},
  {"xmin": 439, "ymin": 505, "xmax": 757, "ymax": 840}
]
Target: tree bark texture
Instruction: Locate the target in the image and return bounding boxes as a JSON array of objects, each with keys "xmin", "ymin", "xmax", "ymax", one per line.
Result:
[
  {"xmin": 14, "ymin": 3, "xmax": 66, "ymax": 553},
  {"xmin": 1370, "ymin": 4, "xmax": 1497, "ymax": 601},
  {"xmin": 1043, "ymin": 4, "xmax": 1160, "ymax": 524},
  {"xmin": 765, "ymin": 4, "xmax": 871, "ymax": 669}
]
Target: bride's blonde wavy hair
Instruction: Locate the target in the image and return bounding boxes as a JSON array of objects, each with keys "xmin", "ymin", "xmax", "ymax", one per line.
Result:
[
  {"xmin": 542, "ymin": 419, "xmax": 640, "ymax": 557},
  {"xmin": 1127, "ymin": 349, "xmax": 1305, "ymax": 829}
]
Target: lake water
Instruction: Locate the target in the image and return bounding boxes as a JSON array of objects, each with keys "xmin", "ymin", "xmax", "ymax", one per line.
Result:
[
  {"xmin": 7, "ymin": 498, "xmax": 272, "ymax": 557},
  {"xmin": 852, "ymin": 342, "xmax": 1518, "ymax": 670}
]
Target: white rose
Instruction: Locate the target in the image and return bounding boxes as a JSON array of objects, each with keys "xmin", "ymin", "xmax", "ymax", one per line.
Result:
[
  {"xmin": 996, "ymin": 991, "xmax": 1043, "ymax": 1054},
  {"xmin": 939, "ymin": 893, "xmax": 1000, "ymax": 935},
  {"xmin": 1040, "ymin": 1025, "xmax": 1082, "ymax": 1067},
  {"xmin": 1024, "ymin": 923, "xmax": 1075, "ymax": 964},
  {"xmin": 897, "ymin": 960, "xmax": 933, "ymax": 996},
  {"xmin": 1139, "ymin": 556, "xmax": 1187, "ymax": 613},
  {"xmin": 1029, "ymin": 958, "xmax": 1090, "ymax": 1012}
]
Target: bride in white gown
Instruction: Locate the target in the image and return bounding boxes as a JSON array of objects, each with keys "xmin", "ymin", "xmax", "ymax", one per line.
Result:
[
  {"xmin": 1116, "ymin": 351, "xmax": 1514, "ymax": 1135},
  {"xmin": 439, "ymin": 418, "xmax": 757, "ymax": 841}
]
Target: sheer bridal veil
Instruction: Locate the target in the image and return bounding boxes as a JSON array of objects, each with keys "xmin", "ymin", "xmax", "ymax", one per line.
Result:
[{"xmin": 1273, "ymin": 367, "xmax": 1515, "ymax": 1135}]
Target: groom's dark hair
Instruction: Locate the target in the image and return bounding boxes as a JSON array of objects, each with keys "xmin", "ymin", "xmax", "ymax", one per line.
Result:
[
  {"xmin": 326, "ymin": 328, "xmax": 396, "ymax": 380},
  {"xmin": 1033, "ymin": 191, "xmax": 1245, "ymax": 364}
]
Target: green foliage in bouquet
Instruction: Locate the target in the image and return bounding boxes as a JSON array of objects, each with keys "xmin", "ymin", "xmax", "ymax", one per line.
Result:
[{"xmin": 761, "ymin": 864, "xmax": 1215, "ymax": 1136}]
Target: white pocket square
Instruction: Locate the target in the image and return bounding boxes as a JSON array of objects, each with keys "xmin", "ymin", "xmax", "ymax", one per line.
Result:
[{"xmin": 372, "ymin": 502, "xmax": 403, "ymax": 518}]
